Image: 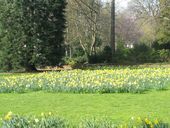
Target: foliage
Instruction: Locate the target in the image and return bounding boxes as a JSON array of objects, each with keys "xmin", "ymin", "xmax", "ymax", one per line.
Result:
[
  {"xmin": 152, "ymin": 41, "xmax": 170, "ymax": 50},
  {"xmin": 88, "ymin": 46, "xmax": 112, "ymax": 64},
  {"xmin": 2, "ymin": 112, "xmax": 68, "ymax": 128},
  {"xmin": 0, "ymin": 67, "xmax": 169, "ymax": 93},
  {"xmin": 65, "ymin": 0, "xmax": 110, "ymax": 59},
  {"xmin": 131, "ymin": 44, "xmax": 155, "ymax": 63},
  {"xmin": 0, "ymin": 0, "xmax": 66, "ymax": 71},
  {"xmin": 131, "ymin": 44, "xmax": 170, "ymax": 63},
  {"xmin": 157, "ymin": 0, "xmax": 170, "ymax": 44},
  {"xmin": 63, "ymin": 56, "xmax": 88, "ymax": 68},
  {"xmin": 113, "ymin": 40, "xmax": 132, "ymax": 64},
  {"xmin": 1, "ymin": 113, "xmax": 168, "ymax": 128},
  {"xmin": 157, "ymin": 49, "xmax": 170, "ymax": 62},
  {"xmin": 80, "ymin": 118, "xmax": 116, "ymax": 128},
  {"xmin": 86, "ymin": 40, "xmax": 168, "ymax": 65},
  {"xmin": 111, "ymin": 42, "xmax": 170, "ymax": 64},
  {"xmin": 81, "ymin": 118, "xmax": 168, "ymax": 128}
]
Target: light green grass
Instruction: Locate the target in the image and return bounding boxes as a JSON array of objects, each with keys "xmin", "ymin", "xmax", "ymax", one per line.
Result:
[{"xmin": 0, "ymin": 90, "xmax": 170, "ymax": 123}]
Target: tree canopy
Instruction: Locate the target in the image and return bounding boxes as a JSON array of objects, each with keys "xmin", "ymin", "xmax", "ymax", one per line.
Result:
[{"xmin": 0, "ymin": 0, "xmax": 66, "ymax": 71}]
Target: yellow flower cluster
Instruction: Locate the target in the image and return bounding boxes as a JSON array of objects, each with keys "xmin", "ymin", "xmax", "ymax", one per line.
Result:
[
  {"xmin": 1, "ymin": 112, "xmax": 166, "ymax": 128},
  {"xmin": 0, "ymin": 67, "xmax": 170, "ymax": 93},
  {"xmin": 129, "ymin": 117, "xmax": 161, "ymax": 128},
  {"xmin": 144, "ymin": 118, "xmax": 161, "ymax": 128},
  {"xmin": 41, "ymin": 112, "xmax": 52, "ymax": 117}
]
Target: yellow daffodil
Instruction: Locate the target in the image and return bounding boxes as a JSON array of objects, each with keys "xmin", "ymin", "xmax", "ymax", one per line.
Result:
[
  {"xmin": 41, "ymin": 113, "xmax": 44, "ymax": 116},
  {"xmin": 4, "ymin": 111, "xmax": 13, "ymax": 121},
  {"xmin": 154, "ymin": 119, "xmax": 159, "ymax": 125},
  {"xmin": 49, "ymin": 112, "xmax": 52, "ymax": 116}
]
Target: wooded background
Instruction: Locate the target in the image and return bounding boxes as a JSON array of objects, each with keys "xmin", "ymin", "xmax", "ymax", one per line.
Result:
[{"xmin": 0, "ymin": 0, "xmax": 169, "ymax": 71}]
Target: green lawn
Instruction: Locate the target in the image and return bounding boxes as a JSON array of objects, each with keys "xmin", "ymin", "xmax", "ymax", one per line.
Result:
[{"xmin": 0, "ymin": 90, "xmax": 170, "ymax": 124}]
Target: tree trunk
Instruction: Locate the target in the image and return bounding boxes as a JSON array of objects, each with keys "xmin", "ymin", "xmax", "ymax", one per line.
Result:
[
  {"xmin": 90, "ymin": 12, "xmax": 97, "ymax": 56},
  {"xmin": 69, "ymin": 46, "xmax": 72, "ymax": 58},
  {"xmin": 110, "ymin": 0, "xmax": 115, "ymax": 56}
]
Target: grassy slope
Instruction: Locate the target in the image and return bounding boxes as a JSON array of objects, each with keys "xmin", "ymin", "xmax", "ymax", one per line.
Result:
[{"xmin": 0, "ymin": 90, "xmax": 170, "ymax": 123}]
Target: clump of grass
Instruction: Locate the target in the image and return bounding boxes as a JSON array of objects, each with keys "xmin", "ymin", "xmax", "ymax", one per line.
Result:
[{"xmin": 1, "ymin": 113, "xmax": 168, "ymax": 128}]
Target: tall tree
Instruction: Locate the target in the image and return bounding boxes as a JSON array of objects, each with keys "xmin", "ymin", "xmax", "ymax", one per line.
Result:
[{"xmin": 0, "ymin": 0, "xmax": 66, "ymax": 71}]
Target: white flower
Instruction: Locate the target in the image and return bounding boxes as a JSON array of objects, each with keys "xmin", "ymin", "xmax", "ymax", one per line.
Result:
[
  {"xmin": 34, "ymin": 118, "xmax": 39, "ymax": 123},
  {"xmin": 26, "ymin": 84, "xmax": 31, "ymax": 88},
  {"xmin": 131, "ymin": 117, "xmax": 134, "ymax": 120},
  {"xmin": 41, "ymin": 113, "xmax": 44, "ymax": 116}
]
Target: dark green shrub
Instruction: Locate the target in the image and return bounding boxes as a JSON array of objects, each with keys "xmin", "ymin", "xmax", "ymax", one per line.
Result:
[
  {"xmin": 88, "ymin": 46, "xmax": 112, "ymax": 64},
  {"xmin": 102, "ymin": 46, "xmax": 113, "ymax": 63},
  {"xmin": 158, "ymin": 49, "xmax": 170, "ymax": 62},
  {"xmin": 129, "ymin": 43, "xmax": 158, "ymax": 63},
  {"xmin": 63, "ymin": 56, "xmax": 88, "ymax": 68},
  {"xmin": 152, "ymin": 41, "xmax": 170, "ymax": 50},
  {"xmin": 0, "ymin": 0, "xmax": 66, "ymax": 71}
]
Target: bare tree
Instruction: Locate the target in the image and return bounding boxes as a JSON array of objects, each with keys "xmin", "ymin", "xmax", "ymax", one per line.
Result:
[
  {"xmin": 127, "ymin": 0, "xmax": 161, "ymax": 44},
  {"xmin": 115, "ymin": 10, "xmax": 142, "ymax": 46},
  {"xmin": 65, "ymin": 0, "xmax": 110, "ymax": 59}
]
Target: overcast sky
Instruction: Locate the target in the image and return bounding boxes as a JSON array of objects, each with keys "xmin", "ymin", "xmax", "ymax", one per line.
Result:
[
  {"xmin": 116, "ymin": 0, "xmax": 131, "ymax": 8},
  {"xmin": 102, "ymin": 0, "xmax": 131, "ymax": 9}
]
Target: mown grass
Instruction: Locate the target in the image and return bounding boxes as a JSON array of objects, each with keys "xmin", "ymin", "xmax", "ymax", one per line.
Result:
[{"xmin": 0, "ymin": 90, "xmax": 170, "ymax": 124}]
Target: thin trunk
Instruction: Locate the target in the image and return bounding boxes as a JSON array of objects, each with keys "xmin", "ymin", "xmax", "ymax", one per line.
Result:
[
  {"xmin": 90, "ymin": 34, "xmax": 96, "ymax": 55},
  {"xmin": 90, "ymin": 12, "xmax": 97, "ymax": 55},
  {"xmin": 75, "ymin": 22, "xmax": 89, "ymax": 56},
  {"xmin": 65, "ymin": 45, "xmax": 68, "ymax": 57},
  {"xmin": 69, "ymin": 46, "xmax": 72, "ymax": 58},
  {"xmin": 79, "ymin": 39, "xmax": 88, "ymax": 56},
  {"xmin": 110, "ymin": 0, "xmax": 115, "ymax": 55}
]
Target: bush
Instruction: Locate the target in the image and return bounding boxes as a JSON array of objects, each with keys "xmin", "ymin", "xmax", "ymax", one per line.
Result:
[
  {"xmin": 113, "ymin": 43, "xmax": 170, "ymax": 64},
  {"xmin": 88, "ymin": 53, "xmax": 104, "ymax": 64},
  {"xmin": 102, "ymin": 46, "xmax": 113, "ymax": 63},
  {"xmin": 113, "ymin": 48, "xmax": 132, "ymax": 64},
  {"xmin": 131, "ymin": 43, "xmax": 153, "ymax": 63},
  {"xmin": 63, "ymin": 57, "xmax": 77, "ymax": 67},
  {"xmin": 152, "ymin": 41, "xmax": 170, "ymax": 50},
  {"xmin": 158, "ymin": 49, "xmax": 170, "ymax": 62},
  {"xmin": 63, "ymin": 56, "xmax": 87, "ymax": 68},
  {"xmin": 88, "ymin": 46, "xmax": 112, "ymax": 64}
]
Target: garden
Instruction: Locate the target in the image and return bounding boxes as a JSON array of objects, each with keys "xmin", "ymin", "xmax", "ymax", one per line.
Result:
[
  {"xmin": 0, "ymin": 65, "xmax": 170, "ymax": 127},
  {"xmin": 0, "ymin": 0, "xmax": 170, "ymax": 127}
]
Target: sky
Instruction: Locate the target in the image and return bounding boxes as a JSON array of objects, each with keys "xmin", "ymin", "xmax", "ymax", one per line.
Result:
[
  {"xmin": 116, "ymin": 0, "xmax": 131, "ymax": 8},
  {"xmin": 102, "ymin": 0, "xmax": 131, "ymax": 9}
]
